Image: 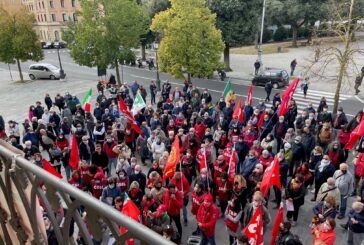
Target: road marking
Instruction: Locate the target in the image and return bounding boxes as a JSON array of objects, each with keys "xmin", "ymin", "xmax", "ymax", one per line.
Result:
[{"xmin": 355, "ymin": 95, "xmax": 364, "ymax": 104}]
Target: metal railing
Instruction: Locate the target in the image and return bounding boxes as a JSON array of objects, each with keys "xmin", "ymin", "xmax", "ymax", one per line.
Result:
[{"xmin": 0, "ymin": 140, "xmax": 174, "ymax": 245}]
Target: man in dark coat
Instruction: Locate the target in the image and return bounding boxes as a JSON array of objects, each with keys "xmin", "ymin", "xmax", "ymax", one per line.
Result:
[{"xmin": 264, "ymin": 81, "xmax": 273, "ymax": 102}]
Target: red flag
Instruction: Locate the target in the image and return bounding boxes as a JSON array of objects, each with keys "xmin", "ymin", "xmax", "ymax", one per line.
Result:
[
  {"xmin": 42, "ymin": 159, "xmax": 62, "ymax": 179},
  {"xmin": 69, "ymin": 133, "xmax": 80, "ymax": 170},
  {"xmin": 278, "ymin": 78, "xmax": 300, "ymax": 116},
  {"xmin": 163, "ymin": 135, "xmax": 181, "ymax": 179},
  {"xmin": 118, "ymin": 96, "xmax": 128, "ymax": 112},
  {"xmin": 260, "ymin": 157, "xmax": 281, "ymax": 196},
  {"xmin": 345, "ymin": 116, "xmax": 364, "ymax": 149},
  {"xmin": 127, "ymin": 118, "xmax": 142, "ymax": 135},
  {"xmin": 247, "ymin": 84, "xmax": 253, "ymax": 106},
  {"xmin": 197, "ymin": 149, "xmax": 207, "ymax": 172},
  {"xmin": 227, "ymin": 149, "xmax": 237, "ymax": 183},
  {"xmin": 120, "ymin": 194, "xmax": 140, "ymax": 245},
  {"xmin": 242, "ymin": 205, "xmax": 264, "ymax": 245},
  {"xmin": 270, "ymin": 204, "xmax": 284, "ymax": 245},
  {"xmin": 232, "ymin": 98, "xmax": 244, "ymax": 123},
  {"xmin": 257, "ymin": 112, "xmax": 265, "ymax": 132}
]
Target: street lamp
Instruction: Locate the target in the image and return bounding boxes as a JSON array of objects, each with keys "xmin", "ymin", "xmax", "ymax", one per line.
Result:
[
  {"xmin": 257, "ymin": 0, "xmax": 267, "ymax": 72},
  {"xmin": 153, "ymin": 42, "xmax": 161, "ymax": 91},
  {"xmin": 56, "ymin": 39, "xmax": 65, "ymax": 79}
]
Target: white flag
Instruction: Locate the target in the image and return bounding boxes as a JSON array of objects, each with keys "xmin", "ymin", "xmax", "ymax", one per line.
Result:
[{"xmin": 131, "ymin": 92, "xmax": 146, "ymax": 115}]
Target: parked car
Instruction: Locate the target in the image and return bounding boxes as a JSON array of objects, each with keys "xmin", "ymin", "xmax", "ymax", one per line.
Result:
[
  {"xmin": 42, "ymin": 42, "xmax": 54, "ymax": 49},
  {"xmin": 252, "ymin": 68, "xmax": 289, "ymax": 89},
  {"xmin": 54, "ymin": 42, "xmax": 67, "ymax": 49},
  {"xmin": 28, "ymin": 63, "xmax": 64, "ymax": 80}
]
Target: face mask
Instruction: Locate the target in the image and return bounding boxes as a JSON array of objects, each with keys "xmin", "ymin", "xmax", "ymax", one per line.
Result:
[
  {"xmin": 338, "ymin": 111, "xmax": 342, "ymax": 115},
  {"xmin": 234, "ymin": 129, "xmax": 237, "ymax": 132},
  {"xmin": 322, "ymin": 223, "xmax": 330, "ymax": 232},
  {"xmin": 238, "ymin": 139, "xmax": 243, "ymax": 143},
  {"xmin": 119, "ymin": 174, "xmax": 125, "ymax": 179},
  {"xmin": 59, "ymin": 136, "xmax": 63, "ymax": 139},
  {"xmin": 279, "ymin": 119, "xmax": 284, "ymax": 123},
  {"xmin": 26, "ymin": 145, "xmax": 31, "ymax": 149},
  {"xmin": 295, "ymin": 140, "xmax": 299, "ymax": 144},
  {"xmin": 323, "ymin": 109, "xmax": 328, "ymax": 112},
  {"xmin": 201, "ymin": 174, "xmax": 206, "ymax": 178},
  {"xmin": 109, "ymin": 184, "xmax": 115, "ymax": 189},
  {"xmin": 77, "ymin": 127, "xmax": 82, "ymax": 130},
  {"xmin": 341, "ymin": 170, "xmax": 347, "ymax": 174},
  {"xmin": 309, "ymin": 116, "xmax": 314, "ymax": 120},
  {"xmin": 194, "ymin": 187, "xmax": 198, "ymax": 192},
  {"xmin": 135, "ymin": 170, "xmax": 140, "ymax": 175},
  {"xmin": 107, "ymin": 139, "xmax": 112, "ymax": 142},
  {"xmin": 333, "ymin": 146, "xmax": 338, "ymax": 150},
  {"xmin": 252, "ymin": 201, "xmax": 259, "ymax": 207}
]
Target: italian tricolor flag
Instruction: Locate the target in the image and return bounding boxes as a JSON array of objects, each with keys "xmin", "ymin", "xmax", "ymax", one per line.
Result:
[
  {"xmin": 223, "ymin": 79, "xmax": 231, "ymax": 102},
  {"xmin": 82, "ymin": 88, "xmax": 92, "ymax": 113}
]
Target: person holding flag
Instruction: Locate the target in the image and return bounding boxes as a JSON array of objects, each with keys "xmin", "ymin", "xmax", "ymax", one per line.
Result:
[
  {"xmin": 82, "ymin": 88, "xmax": 92, "ymax": 113},
  {"xmin": 163, "ymin": 183, "xmax": 183, "ymax": 238},
  {"xmin": 197, "ymin": 194, "xmax": 219, "ymax": 245},
  {"xmin": 244, "ymin": 191, "xmax": 271, "ymax": 231}
]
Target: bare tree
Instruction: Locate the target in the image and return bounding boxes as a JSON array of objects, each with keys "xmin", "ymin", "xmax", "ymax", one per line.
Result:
[{"xmin": 304, "ymin": 0, "xmax": 364, "ymax": 113}]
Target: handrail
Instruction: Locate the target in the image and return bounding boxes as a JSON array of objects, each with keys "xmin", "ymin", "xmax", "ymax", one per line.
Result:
[{"xmin": 0, "ymin": 140, "xmax": 174, "ymax": 245}]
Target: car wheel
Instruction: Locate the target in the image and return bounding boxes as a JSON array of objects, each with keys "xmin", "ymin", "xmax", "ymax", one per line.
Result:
[
  {"xmin": 29, "ymin": 74, "xmax": 36, "ymax": 80},
  {"xmin": 273, "ymin": 83, "xmax": 279, "ymax": 89},
  {"xmin": 50, "ymin": 75, "xmax": 56, "ymax": 80}
]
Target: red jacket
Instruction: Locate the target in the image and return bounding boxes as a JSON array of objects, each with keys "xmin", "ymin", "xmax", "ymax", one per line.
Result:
[
  {"xmin": 216, "ymin": 178, "xmax": 232, "ymax": 201},
  {"xmin": 312, "ymin": 224, "xmax": 336, "ymax": 245},
  {"xmin": 338, "ymin": 130, "xmax": 350, "ymax": 145},
  {"xmin": 170, "ymin": 174, "xmax": 190, "ymax": 198},
  {"xmin": 259, "ymin": 155, "xmax": 274, "ymax": 168},
  {"xmin": 56, "ymin": 138, "xmax": 69, "ymax": 151},
  {"xmin": 68, "ymin": 178, "xmax": 83, "ymax": 189},
  {"xmin": 223, "ymin": 149, "xmax": 232, "ymax": 166},
  {"xmin": 194, "ymin": 122, "xmax": 207, "ymax": 139},
  {"xmin": 103, "ymin": 141, "xmax": 118, "ymax": 158},
  {"xmin": 91, "ymin": 178, "xmax": 107, "ymax": 199},
  {"xmin": 356, "ymin": 153, "xmax": 364, "ymax": 178},
  {"xmin": 191, "ymin": 191, "xmax": 205, "ymax": 216},
  {"xmin": 197, "ymin": 195, "xmax": 219, "ymax": 237},
  {"xmin": 213, "ymin": 161, "xmax": 228, "ymax": 182},
  {"xmin": 243, "ymin": 132, "xmax": 257, "ymax": 148},
  {"xmin": 124, "ymin": 128, "xmax": 135, "ymax": 143},
  {"xmin": 163, "ymin": 189, "xmax": 183, "ymax": 217},
  {"xmin": 116, "ymin": 177, "xmax": 129, "ymax": 193}
]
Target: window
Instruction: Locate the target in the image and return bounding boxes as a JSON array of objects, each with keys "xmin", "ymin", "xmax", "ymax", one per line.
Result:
[
  {"xmin": 42, "ymin": 1, "xmax": 44, "ymax": 8},
  {"xmin": 62, "ymin": 13, "xmax": 67, "ymax": 21},
  {"xmin": 41, "ymin": 14, "xmax": 43, "ymax": 22},
  {"xmin": 49, "ymin": 0, "xmax": 54, "ymax": 8},
  {"xmin": 71, "ymin": 0, "xmax": 75, "ymax": 7},
  {"xmin": 51, "ymin": 14, "xmax": 56, "ymax": 21},
  {"xmin": 73, "ymin": 13, "xmax": 77, "ymax": 21},
  {"xmin": 44, "ymin": 14, "xmax": 47, "ymax": 22},
  {"xmin": 60, "ymin": 0, "xmax": 64, "ymax": 7}
]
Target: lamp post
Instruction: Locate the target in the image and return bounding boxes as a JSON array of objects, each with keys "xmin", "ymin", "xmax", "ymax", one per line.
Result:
[
  {"xmin": 257, "ymin": 0, "xmax": 267, "ymax": 71},
  {"xmin": 56, "ymin": 39, "xmax": 65, "ymax": 79},
  {"xmin": 153, "ymin": 42, "xmax": 161, "ymax": 91}
]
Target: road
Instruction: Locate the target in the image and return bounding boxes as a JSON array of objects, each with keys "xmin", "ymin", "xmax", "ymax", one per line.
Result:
[
  {"xmin": 0, "ymin": 49, "xmax": 361, "ymax": 118},
  {"xmin": 0, "ymin": 50, "xmax": 359, "ymax": 244}
]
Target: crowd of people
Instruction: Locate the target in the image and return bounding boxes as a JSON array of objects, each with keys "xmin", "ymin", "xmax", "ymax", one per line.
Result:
[{"xmin": 1, "ymin": 76, "xmax": 364, "ymax": 245}]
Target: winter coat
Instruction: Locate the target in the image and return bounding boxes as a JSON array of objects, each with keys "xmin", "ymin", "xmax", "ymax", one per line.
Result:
[
  {"xmin": 301, "ymin": 133, "xmax": 316, "ymax": 158},
  {"xmin": 191, "ymin": 191, "xmax": 205, "ymax": 216},
  {"xmin": 101, "ymin": 186, "xmax": 122, "ymax": 206},
  {"xmin": 316, "ymin": 182, "xmax": 340, "ymax": 204},
  {"xmin": 239, "ymin": 156, "xmax": 259, "ymax": 178},
  {"xmin": 291, "ymin": 142, "xmax": 305, "ymax": 163},
  {"xmin": 356, "ymin": 153, "xmax": 364, "ymax": 178},
  {"xmin": 197, "ymin": 200, "xmax": 219, "ymax": 237},
  {"xmin": 129, "ymin": 172, "xmax": 147, "ymax": 192},
  {"xmin": 163, "ymin": 189, "xmax": 183, "ymax": 217},
  {"xmin": 78, "ymin": 142, "xmax": 95, "ymax": 161},
  {"xmin": 348, "ymin": 209, "xmax": 364, "ymax": 233},
  {"xmin": 312, "ymin": 224, "xmax": 336, "ymax": 245},
  {"xmin": 244, "ymin": 204, "xmax": 271, "ymax": 228},
  {"xmin": 279, "ymin": 159, "xmax": 289, "ymax": 187},
  {"xmin": 151, "ymin": 142, "xmax": 165, "ymax": 160},
  {"xmin": 225, "ymin": 201, "xmax": 243, "ymax": 236},
  {"xmin": 91, "ymin": 151, "xmax": 108, "ymax": 169},
  {"xmin": 313, "ymin": 202, "xmax": 337, "ymax": 222},
  {"xmin": 285, "ymin": 179, "xmax": 305, "ymax": 206},
  {"xmin": 314, "ymin": 163, "xmax": 335, "ymax": 184}
]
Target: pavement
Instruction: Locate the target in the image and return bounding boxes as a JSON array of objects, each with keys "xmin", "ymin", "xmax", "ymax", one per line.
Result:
[{"xmin": 0, "ymin": 48, "xmax": 362, "ymax": 244}]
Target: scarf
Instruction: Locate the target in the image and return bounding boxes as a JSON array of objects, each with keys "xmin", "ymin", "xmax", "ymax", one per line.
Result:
[{"xmin": 318, "ymin": 160, "xmax": 330, "ymax": 172}]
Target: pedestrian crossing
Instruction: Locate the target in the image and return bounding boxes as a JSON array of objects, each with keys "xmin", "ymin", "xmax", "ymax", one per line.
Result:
[
  {"xmin": 264, "ymin": 88, "xmax": 352, "ymax": 115},
  {"xmin": 46, "ymin": 50, "xmax": 69, "ymax": 54}
]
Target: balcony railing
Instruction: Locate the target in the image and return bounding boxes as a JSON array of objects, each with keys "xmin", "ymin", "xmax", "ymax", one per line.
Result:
[{"xmin": 0, "ymin": 140, "xmax": 174, "ymax": 245}]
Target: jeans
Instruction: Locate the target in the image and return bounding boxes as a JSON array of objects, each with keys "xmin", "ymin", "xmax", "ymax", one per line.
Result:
[
  {"xmin": 65, "ymin": 165, "xmax": 72, "ymax": 180},
  {"xmin": 339, "ymin": 194, "xmax": 348, "ymax": 216},
  {"xmin": 201, "ymin": 232, "xmax": 216, "ymax": 245},
  {"xmin": 183, "ymin": 205, "xmax": 187, "ymax": 222}
]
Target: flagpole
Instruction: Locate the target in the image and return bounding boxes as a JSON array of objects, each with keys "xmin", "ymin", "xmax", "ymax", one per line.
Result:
[
  {"xmin": 227, "ymin": 143, "xmax": 235, "ymax": 174},
  {"xmin": 179, "ymin": 160, "xmax": 183, "ymax": 195}
]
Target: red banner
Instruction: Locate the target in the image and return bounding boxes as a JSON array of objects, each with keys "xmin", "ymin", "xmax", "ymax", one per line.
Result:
[
  {"xmin": 232, "ymin": 98, "xmax": 244, "ymax": 123},
  {"xmin": 247, "ymin": 84, "xmax": 253, "ymax": 106},
  {"xmin": 163, "ymin": 135, "xmax": 180, "ymax": 179},
  {"xmin": 279, "ymin": 78, "xmax": 300, "ymax": 116},
  {"xmin": 260, "ymin": 157, "xmax": 281, "ymax": 196},
  {"xmin": 270, "ymin": 204, "xmax": 284, "ymax": 245},
  {"xmin": 242, "ymin": 205, "xmax": 264, "ymax": 245},
  {"xmin": 345, "ymin": 116, "xmax": 364, "ymax": 149},
  {"xmin": 69, "ymin": 133, "xmax": 80, "ymax": 170}
]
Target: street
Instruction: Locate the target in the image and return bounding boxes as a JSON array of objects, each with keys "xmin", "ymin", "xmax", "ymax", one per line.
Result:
[{"xmin": 0, "ymin": 50, "xmax": 361, "ymax": 244}]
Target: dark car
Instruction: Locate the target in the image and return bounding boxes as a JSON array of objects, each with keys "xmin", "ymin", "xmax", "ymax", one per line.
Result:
[
  {"xmin": 54, "ymin": 42, "xmax": 67, "ymax": 49},
  {"xmin": 42, "ymin": 42, "xmax": 54, "ymax": 49},
  {"xmin": 252, "ymin": 68, "xmax": 289, "ymax": 89}
]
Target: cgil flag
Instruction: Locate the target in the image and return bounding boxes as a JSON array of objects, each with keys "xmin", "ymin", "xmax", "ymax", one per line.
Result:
[
  {"xmin": 345, "ymin": 116, "xmax": 364, "ymax": 149},
  {"xmin": 271, "ymin": 203, "xmax": 284, "ymax": 245},
  {"xmin": 232, "ymin": 98, "xmax": 244, "ymax": 123},
  {"xmin": 131, "ymin": 92, "xmax": 146, "ymax": 115},
  {"xmin": 227, "ymin": 148, "xmax": 237, "ymax": 183},
  {"xmin": 42, "ymin": 159, "xmax": 62, "ymax": 179},
  {"xmin": 120, "ymin": 193, "xmax": 140, "ymax": 245},
  {"xmin": 69, "ymin": 133, "xmax": 80, "ymax": 170},
  {"xmin": 82, "ymin": 88, "xmax": 92, "ymax": 113},
  {"xmin": 197, "ymin": 148, "xmax": 207, "ymax": 172},
  {"xmin": 163, "ymin": 135, "xmax": 181, "ymax": 179},
  {"xmin": 247, "ymin": 84, "xmax": 253, "ymax": 106},
  {"xmin": 278, "ymin": 78, "xmax": 300, "ymax": 116},
  {"xmin": 260, "ymin": 157, "xmax": 282, "ymax": 196},
  {"xmin": 242, "ymin": 205, "xmax": 264, "ymax": 245}
]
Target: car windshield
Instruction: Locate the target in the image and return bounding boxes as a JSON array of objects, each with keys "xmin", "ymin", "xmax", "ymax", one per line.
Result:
[{"xmin": 46, "ymin": 64, "xmax": 59, "ymax": 71}]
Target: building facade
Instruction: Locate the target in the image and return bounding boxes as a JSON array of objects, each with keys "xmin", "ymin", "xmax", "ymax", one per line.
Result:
[{"xmin": 22, "ymin": 0, "xmax": 80, "ymax": 42}]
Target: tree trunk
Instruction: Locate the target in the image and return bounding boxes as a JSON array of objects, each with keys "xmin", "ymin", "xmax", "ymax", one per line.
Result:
[
  {"xmin": 334, "ymin": 60, "xmax": 346, "ymax": 114},
  {"xmin": 292, "ymin": 26, "xmax": 298, "ymax": 48},
  {"xmin": 223, "ymin": 44, "xmax": 232, "ymax": 71},
  {"xmin": 16, "ymin": 58, "xmax": 24, "ymax": 82},
  {"xmin": 187, "ymin": 73, "xmax": 191, "ymax": 83},
  {"xmin": 115, "ymin": 60, "xmax": 122, "ymax": 87},
  {"xmin": 141, "ymin": 44, "xmax": 146, "ymax": 61}
]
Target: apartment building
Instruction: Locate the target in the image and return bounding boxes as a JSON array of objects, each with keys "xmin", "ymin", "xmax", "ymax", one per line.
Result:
[{"xmin": 21, "ymin": 0, "xmax": 80, "ymax": 41}]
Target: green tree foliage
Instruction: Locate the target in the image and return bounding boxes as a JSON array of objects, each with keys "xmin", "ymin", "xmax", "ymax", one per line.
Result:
[
  {"xmin": 268, "ymin": 0, "xmax": 328, "ymax": 47},
  {"xmin": 262, "ymin": 28, "xmax": 273, "ymax": 43},
  {"xmin": 151, "ymin": 0, "xmax": 224, "ymax": 82},
  {"xmin": 63, "ymin": 0, "xmax": 147, "ymax": 85},
  {"xmin": 0, "ymin": 4, "xmax": 43, "ymax": 82},
  {"xmin": 273, "ymin": 26, "xmax": 288, "ymax": 41},
  {"xmin": 208, "ymin": 0, "xmax": 261, "ymax": 70}
]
